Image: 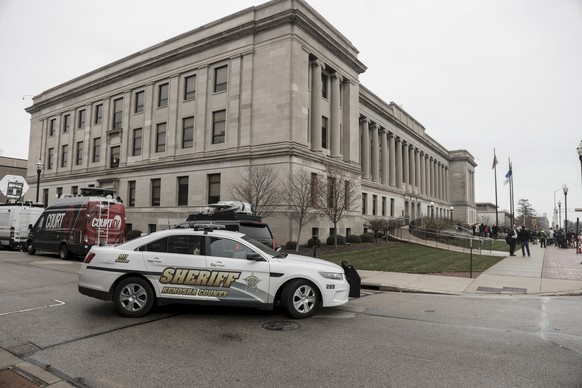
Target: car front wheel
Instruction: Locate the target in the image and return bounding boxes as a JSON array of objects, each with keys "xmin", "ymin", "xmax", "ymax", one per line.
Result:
[
  {"xmin": 281, "ymin": 279, "xmax": 320, "ymax": 319},
  {"xmin": 114, "ymin": 277, "xmax": 154, "ymax": 318},
  {"xmin": 27, "ymin": 242, "xmax": 36, "ymax": 255}
]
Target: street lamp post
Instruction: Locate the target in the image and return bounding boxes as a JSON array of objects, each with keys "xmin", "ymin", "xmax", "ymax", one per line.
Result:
[
  {"xmin": 563, "ymin": 185, "xmax": 568, "ymax": 233},
  {"xmin": 558, "ymin": 200, "xmax": 561, "ymax": 229},
  {"xmin": 35, "ymin": 160, "xmax": 44, "ymax": 203},
  {"xmin": 429, "ymin": 202, "xmax": 435, "ymax": 219},
  {"xmin": 449, "ymin": 206, "xmax": 453, "ymax": 224}
]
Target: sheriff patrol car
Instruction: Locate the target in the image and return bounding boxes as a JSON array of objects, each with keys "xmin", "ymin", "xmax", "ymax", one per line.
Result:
[{"xmin": 78, "ymin": 226, "xmax": 352, "ymax": 318}]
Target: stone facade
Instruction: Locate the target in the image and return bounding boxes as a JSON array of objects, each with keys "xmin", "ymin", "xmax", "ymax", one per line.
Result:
[{"xmin": 23, "ymin": 0, "xmax": 476, "ymax": 245}]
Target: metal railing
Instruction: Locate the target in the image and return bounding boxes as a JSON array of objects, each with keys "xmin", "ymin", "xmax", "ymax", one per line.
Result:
[{"xmin": 389, "ymin": 222, "xmax": 499, "ymax": 255}]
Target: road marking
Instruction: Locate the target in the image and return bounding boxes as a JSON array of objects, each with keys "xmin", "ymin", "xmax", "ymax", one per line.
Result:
[
  {"xmin": 0, "ymin": 300, "xmax": 66, "ymax": 316},
  {"xmin": 538, "ymin": 297, "xmax": 550, "ymax": 341}
]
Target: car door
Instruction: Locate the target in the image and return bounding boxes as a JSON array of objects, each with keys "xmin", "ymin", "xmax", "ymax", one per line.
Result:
[
  {"xmin": 205, "ymin": 236, "xmax": 271, "ymax": 306},
  {"xmin": 142, "ymin": 234, "xmax": 207, "ymax": 301}
]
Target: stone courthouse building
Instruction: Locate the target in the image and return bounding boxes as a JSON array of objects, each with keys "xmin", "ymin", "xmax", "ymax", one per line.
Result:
[{"xmin": 24, "ymin": 0, "xmax": 477, "ymax": 243}]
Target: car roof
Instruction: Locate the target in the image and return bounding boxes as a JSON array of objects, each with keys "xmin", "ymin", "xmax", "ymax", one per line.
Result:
[{"xmin": 121, "ymin": 227, "xmax": 247, "ymax": 248}]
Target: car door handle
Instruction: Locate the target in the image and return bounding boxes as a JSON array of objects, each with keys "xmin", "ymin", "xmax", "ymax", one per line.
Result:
[
  {"xmin": 147, "ymin": 257, "xmax": 162, "ymax": 263},
  {"xmin": 210, "ymin": 261, "xmax": 225, "ymax": 267}
]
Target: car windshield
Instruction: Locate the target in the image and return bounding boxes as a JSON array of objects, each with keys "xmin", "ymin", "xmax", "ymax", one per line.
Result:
[{"xmin": 241, "ymin": 235, "xmax": 277, "ymax": 256}]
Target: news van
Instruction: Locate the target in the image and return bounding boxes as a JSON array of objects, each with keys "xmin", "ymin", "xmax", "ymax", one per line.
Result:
[
  {"xmin": 26, "ymin": 188, "xmax": 126, "ymax": 259},
  {"xmin": 0, "ymin": 202, "xmax": 45, "ymax": 250}
]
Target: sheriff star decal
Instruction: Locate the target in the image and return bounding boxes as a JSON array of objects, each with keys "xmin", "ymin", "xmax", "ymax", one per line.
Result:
[{"xmin": 243, "ymin": 273, "xmax": 261, "ymax": 291}]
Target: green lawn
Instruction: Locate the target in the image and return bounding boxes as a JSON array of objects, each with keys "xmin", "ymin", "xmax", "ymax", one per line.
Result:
[{"xmin": 320, "ymin": 242, "xmax": 505, "ymax": 274}]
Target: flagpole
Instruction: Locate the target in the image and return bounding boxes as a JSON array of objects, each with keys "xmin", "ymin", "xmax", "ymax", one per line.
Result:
[
  {"xmin": 493, "ymin": 149, "xmax": 499, "ymax": 228},
  {"xmin": 509, "ymin": 159, "xmax": 514, "ymax": 225}
]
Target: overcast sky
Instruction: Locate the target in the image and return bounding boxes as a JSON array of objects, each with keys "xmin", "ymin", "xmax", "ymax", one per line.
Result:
[{"xmin": 1, "ymin": 0, "xmax": 581, "ymax": 225}]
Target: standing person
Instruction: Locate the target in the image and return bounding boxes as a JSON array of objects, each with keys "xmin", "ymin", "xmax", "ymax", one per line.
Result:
[
  {"xmin": 539, "ymin": 229, "xmax": 547, "ymax": 248},
  {"xmin": 518, "ymin": 226, "xmax": 531, "ymax": 257},
  {"xmin": 507, "ymin": 224, "xmax": 518, "ymax": 256}
]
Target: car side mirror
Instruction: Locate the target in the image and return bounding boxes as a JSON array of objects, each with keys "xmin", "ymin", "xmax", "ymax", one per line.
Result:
[
  {"xmin": 28, "ymin": 224, "xmax": 33, "ymax": 230},
  {"xmin": 246, "ymin": 253, "xmax": 264, "ymax": 261}
]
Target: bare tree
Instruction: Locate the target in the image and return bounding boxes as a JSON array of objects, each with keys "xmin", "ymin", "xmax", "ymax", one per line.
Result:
[
  {"xmin": 314, "ymin": 163, "xmax": 360, "ymax": 247},
  {"xmin": 229, "ymin": 164, "xmax": 283, "ymax": 219},
  {"xmin": 365, "ymin": 217, "xmax": 391, "ymax": 242},
  {"xmin": 283, "ymin": 167, "xmax": 320, "ymax": 252}
]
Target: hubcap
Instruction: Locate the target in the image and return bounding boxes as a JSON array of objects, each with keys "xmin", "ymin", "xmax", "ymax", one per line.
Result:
[
  {"xmin": 292, "ymin": 285, "xmax": 316, "ymax": 314},
  {"xmin": 120, "ymin": 283, "xmax": 148, "ymax": 312}
]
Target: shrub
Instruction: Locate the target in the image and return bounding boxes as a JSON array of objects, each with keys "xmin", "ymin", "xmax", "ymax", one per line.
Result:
[
  {"xmin": 346, "ymin": 234, "xmax": 362, "ymax": 244},
  {"xmin": 307, "ymin": 238, "xmax": 320, "ymax": 248},
  {"xmin": 359, "ymin": 233, "xmax": 375, "ymax": 243},
  {"xmin": 285, "ymin": 241, "xmax": 297, "ymax": 250},
  {"xmin": 326, "ymin": 235, "xmax": 345, "ymax": 245},
  {"xmin": 126, "ymin": 230, "xmax": 142, "ymax": 241}
]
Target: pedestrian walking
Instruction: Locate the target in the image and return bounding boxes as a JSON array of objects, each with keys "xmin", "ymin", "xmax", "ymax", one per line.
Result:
[
  {"xmin": 518, "ymin": 226, "xmax": 531, "ymax": 257},
  {"xmin": 539, "ymin": 229, "xmax": 547, "ymax": 248},
  {"xmin": 507, "ymin": 225, "xmax": 518, "ymax": 256}
]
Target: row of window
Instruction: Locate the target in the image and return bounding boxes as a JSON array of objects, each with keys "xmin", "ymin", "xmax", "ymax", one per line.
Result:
[
  {"xmin": 44, "ymin": 173, "xmax": 221, "ymax": 211},
  {"xmin": 46, "ymin": 65, "xmax": 228, "ymax": 138},
  {"xmin": 45, "ymin": 108, "xmax": 227, "ymax": 170},
  {"xmin": 362, "ymin": 193, "xmax": 395, "ymax": 217},
  {"xmin": 127, "ymin": 173, "xmax": 221, "ymax": 208}
]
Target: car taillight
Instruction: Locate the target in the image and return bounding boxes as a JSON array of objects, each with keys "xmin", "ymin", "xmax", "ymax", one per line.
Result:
[
  {"xmin": 272, "ymin": 240, "xmax": 276, "ymax": 250},
  {"xmin": 84, "ymin": 253, "xmax": 95, "ymax": 263}
]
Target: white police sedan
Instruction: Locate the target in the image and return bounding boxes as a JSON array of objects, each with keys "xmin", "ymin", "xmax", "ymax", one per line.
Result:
[{"xmin": 78, "ymin": 226, "xmax": 352, "ymax": 318}]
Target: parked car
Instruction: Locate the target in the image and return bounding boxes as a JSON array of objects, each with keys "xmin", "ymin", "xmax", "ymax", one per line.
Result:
[
  {"xmin": 176, "ymin": 201, "xmax": 277, "ymax": 249},
  {"xmin": 78, "ymin": 226, "xmax": 352, "ymax": 319}
]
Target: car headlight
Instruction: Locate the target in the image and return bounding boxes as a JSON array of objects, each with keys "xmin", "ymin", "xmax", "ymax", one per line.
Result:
[{"xmin": 319, "ymin": 272, "xmax": 343, "ymax": 280}]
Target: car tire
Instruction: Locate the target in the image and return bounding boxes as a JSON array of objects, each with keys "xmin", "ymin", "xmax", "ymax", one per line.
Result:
[
  {"xmin": 59, "ymin": 244, "xmax": 70, "ymax": 260},
  {"xmin": 281, "ymin": 279, "xmax": 319, "ymax": 319},
  {"xmin": 113, "ymin": 277, "xmax": 155, "ymax": 318},
  {"xmin": 27, "ymin": 242, "xmax": 36, "ymax": 255}
]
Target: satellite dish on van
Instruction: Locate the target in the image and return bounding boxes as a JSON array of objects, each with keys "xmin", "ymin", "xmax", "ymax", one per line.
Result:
[{"xmin": 0, "ymin": 175, "xmax": 29, "ymax": 202}]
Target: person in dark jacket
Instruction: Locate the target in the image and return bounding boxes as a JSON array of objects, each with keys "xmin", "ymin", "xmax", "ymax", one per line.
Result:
[
  {"xmin": 518, "ymin": 226, "xmax": 531, "ymax": 257},
  {"xmin": 507, "ymin": 225, "xmax": 518, "ymax": 256}
]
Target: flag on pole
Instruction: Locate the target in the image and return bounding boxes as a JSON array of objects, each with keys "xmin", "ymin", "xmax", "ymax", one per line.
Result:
[
  {"xmin": 504, "ymin": 162, "xmax": 512, "ymax": 185},
  {"xmin": 492, "ymin": 154, "xmax": 498, "ymax": 169}
]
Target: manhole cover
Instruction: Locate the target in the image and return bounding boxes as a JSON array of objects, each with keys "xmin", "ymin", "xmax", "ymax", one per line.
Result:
[
  {"xmin": 0, "ymin": 367, "xmax": 46, "ymax": 387},
  {"xmin": 261, "ymin": 321, "xmax": 301, "ymax": 331}
]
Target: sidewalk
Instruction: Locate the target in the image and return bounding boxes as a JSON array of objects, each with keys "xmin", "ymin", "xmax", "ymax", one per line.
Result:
[{"xmin": 360, "ymin": 242, "xmax": 582, "ymax": 296}]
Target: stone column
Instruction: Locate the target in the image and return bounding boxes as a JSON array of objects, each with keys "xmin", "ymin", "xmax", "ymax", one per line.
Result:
[
  {"xmin": 395, "ymin": 137, "xmax": 403, "ymax": 189},
  {"xmin": 418, "ymin": 151, "xmax": 425, "ymax": 195},
  {"xmin": 429, "ymin": 158, "xmax": 435, "ymax": 198},
  {"xmin": 403, "ymin": 141, "xmax": 410, "ymax": 190},
  {"xmin": 330, "ymin": 73, "xmax": 342, "ymax": 158},
  {"xmin": 389, "ymin": 133, "xmax": 396, "ymax": 187},
  {"xmin": 409, "ymin": 145, "xmax": 416, "ymax": 193},
  {"xmin": 310, "ymin": 59, "xmax": 323, "ymax": 152},
  {"xmin": 371, "ymin": 123, "xmax": 380, "ymax": 182},
  {"xmin": 381, "ymin": 129, "xmax": 388, "ymax": 185},
  {"xmin": 360, "ymin": 118, "xmax": 370, "ymax": 180}
]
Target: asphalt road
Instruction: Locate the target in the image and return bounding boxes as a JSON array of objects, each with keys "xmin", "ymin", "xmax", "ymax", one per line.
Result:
[{"xmin": 1, "ymin": 249, "xmax": 581, "ymax": 387}]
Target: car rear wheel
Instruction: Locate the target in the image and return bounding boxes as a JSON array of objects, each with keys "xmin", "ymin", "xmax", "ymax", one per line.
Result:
[
  {"xmin": 281, "ymin": 279, "xmax": 319, "ymax": 319},
  {"xmin": 114, "ymin": 277, "xmax": 154, "ymax": 318},
  {"xmin": 59, "ymin": 244, "xmax": 70, "ymax": 260}
]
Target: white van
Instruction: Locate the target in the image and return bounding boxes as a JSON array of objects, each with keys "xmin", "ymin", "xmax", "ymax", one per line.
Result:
[{"xmin": 0, "ymin": 202, "xmax": 45, "ymax": 250}]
